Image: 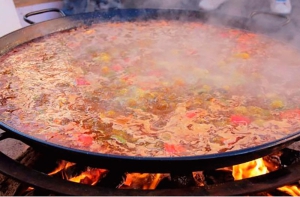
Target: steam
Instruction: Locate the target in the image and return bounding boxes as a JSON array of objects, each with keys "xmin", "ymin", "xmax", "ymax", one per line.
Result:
[
  {"xmin": 61, "ymin": 0, "xmax": 300, "ymax": 49},
  {"xmin": 35, "ymin": 0, "xmax": 300, "ymax": 101},
  {"xmin": 124, "ymin": 0, "xmax": 199, "ymax": 10}
]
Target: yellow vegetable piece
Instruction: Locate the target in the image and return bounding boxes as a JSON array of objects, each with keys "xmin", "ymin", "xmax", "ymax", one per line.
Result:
[
  {"xmin": 253, "ymin": 119, "xmax": 265, "ymax": 126},
  {"xmin": 235, "ymin": 52, "xmax": 250, "ymax": 59},
  {"xmin": 98, "ymin": 113, "xmax": 105, "ymax": 119},
  {"xmin": 106, "ymin": 110, "xmax": 116, "ymax": 117},
  {"xmin": 202, "ymin": 85, "xmax": 211, "ymax": 91},
  {"xmin": 120, "ymin": 88, "xmax": 128, "ymax": 95},
  {"xmin": 57, "ymin": 97, "xmax": 67, "ymax": 107},
  {"xmin": 160, "ymin": 132, "xmax": 172, "ymax": 140},
  {"xmin": 248, "ymin": 106, "xmax": 264, "ymax": 116},
  {"xmin": 223, "ymin": 85, "xmax": 230, "ymax": 91},
  {"xmin": 99, "ymin": 53, "xmax": 111, "ymax": 62},
  {"xmin": 234, "ymin": 106, "xmax": 248, "ymax": 115},
  {"xmin": 148, "ymin": 92, "xmax": 157, "ymax": 99},
  {"xmin": 136, "ymin": 88, "xmax": 145, "ymax": 97},
  {"xmin": 271, "ymin": 100, "xmax": 284, "ymax": 109}
]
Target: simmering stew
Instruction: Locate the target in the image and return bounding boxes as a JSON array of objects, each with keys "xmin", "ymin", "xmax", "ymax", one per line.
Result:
[{"xmin": 1, "ymin": 20, "xmax": 300, "ymax": 157}]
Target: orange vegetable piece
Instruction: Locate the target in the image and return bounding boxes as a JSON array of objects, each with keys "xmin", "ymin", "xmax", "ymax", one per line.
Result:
[
  {"xmin": 68, "ymin": 95, "xmax": 78, "ymax": 104},
  {"xmin": 85, "ymin": 29, "xmax": 95, "ymax": 35},
  {"xmin": 101, "ymin": 66, "xmax": 110, "ymax": 74},
  {"xmin": 235, "ymin": 52, "xmax": 250, "ymax": 59},
  {"xmin": 53, "ymin": 118, "xmax": 61, "ymax": 124},
  {"xmin": 174, "ymin": 79, "xmax": 185, "ymax": 86},
  {"xmin": 116, "ymin": 118, "xmax": 130, "ymax": 125}
]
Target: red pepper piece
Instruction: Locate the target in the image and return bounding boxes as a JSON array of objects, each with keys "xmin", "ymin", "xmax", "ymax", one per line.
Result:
[
  {"xmin": 186, "ymin": 112, "xmax": 197, "ymax": 118},
  {"xmin": 230, "ymin": 115, "xmax": 251, "ymax": 125},
  {"xmin": 78, "ymin": 135, "xmax": 93, "ymax": 146},
  {"xmin": 280, "ymin": 109, "xmax": 300, "ymax": 119},
  {"xmin": 164, "ymin": 143, "xmax": 185, "ymax": 154},
  {"xmin": 111, "ymin": 65, "xmax": 123, "ymax": 72},
  {"xmin": 164, "ymin": 143, "xmax": 176, "ymax": 153},
  {"xmin": 76, "ymin": 77, "xmax": 90, "ymax": 86}
]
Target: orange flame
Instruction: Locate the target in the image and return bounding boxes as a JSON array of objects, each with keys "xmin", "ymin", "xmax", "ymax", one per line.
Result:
[
  {"xmin": 277, "ymin": 185, "xmax": 300, "ymax": 196},
  {"xmin": 68, "ymin": 168, "xmax": 107, "ymax": 185},
  {"xmin": 232, "ymin": 158, "xmax": 269, "ymax": 180},
  {"xmin": 24, "ymin": 186, "xmax": 34, "ymax": 192},
  {"xmin": 120, "ymin": 173, "xmax": 167, "ymax": 190},
  {"xmin": 48, "ymin": 161, "xmax": 75, "ymax": 176},
  {"xmin": 232, "ymin": 158, "xmax": 300, "ymax": 196},
  {"xmin": 48, "ymin": 160, "xmax": 107, "ymax": 185},
  {"xmin": 48, "ymin": 161, "xmax": 167, "ymax": 190}
]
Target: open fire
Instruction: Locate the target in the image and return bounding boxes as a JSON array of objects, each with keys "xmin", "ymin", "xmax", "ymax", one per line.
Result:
[
  {"xmin": 48, "ymin": 161, "xmax": 108, "ymax": 186},
  {"xmin": 21, "ymin": 151, "xmax": 299, "ymax": 196},
  {"xmin": 47, "ymin": 161, "xmax": 169, "ymax": 190},
  {"xmin": 232, "ymin": 158, "xmax": 300, "ymax": 196}
]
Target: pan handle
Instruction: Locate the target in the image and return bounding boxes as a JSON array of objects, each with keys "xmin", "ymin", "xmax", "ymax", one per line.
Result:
[
  {"xmin": 250, "ymin": 11, "xmax": 291, "ymax": 26},
  {"xmin": 23, "ymin": 8, "xmax": 66, "ymax": 25}
]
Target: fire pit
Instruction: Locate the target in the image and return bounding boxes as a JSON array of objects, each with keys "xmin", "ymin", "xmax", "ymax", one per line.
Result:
[
  {"xmin": 0, "ymin": 141, "xmax": 300, "ymax": 196},
  {"xmin": 1, "ymin": 8, "xmax": 300, "ymax": 196}
]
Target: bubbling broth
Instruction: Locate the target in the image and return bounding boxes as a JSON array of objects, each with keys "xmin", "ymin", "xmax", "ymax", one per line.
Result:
[{"xmin": 1, "ymin": 20, "xmax": 300, "ymax": 157}]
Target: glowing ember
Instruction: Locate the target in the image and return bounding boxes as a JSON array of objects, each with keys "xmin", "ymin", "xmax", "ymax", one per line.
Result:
[{"xmin": 232, "ymin": 158, "xmax": 300, "ymax": 196}]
